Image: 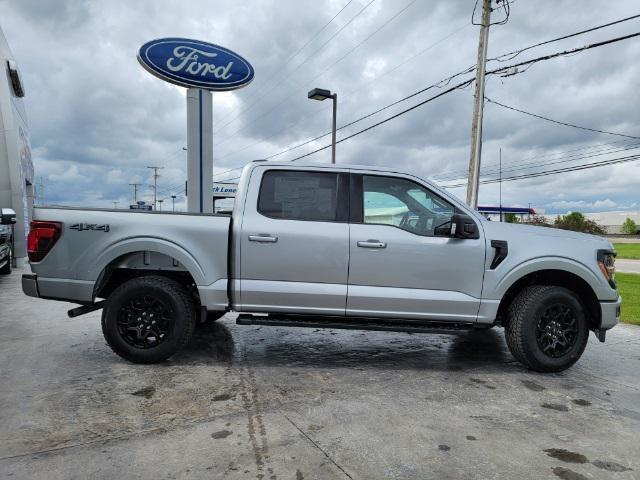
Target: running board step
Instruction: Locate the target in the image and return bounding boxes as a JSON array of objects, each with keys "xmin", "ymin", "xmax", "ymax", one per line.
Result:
[{"xmin": 236, "ymin": 314, "xmax": 477, "ymax": 335}]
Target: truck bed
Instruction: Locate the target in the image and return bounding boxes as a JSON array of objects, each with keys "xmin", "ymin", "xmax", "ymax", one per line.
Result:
[{"xmin": 28, "ymin": 207, "xmax": 230, "ymax": 307}]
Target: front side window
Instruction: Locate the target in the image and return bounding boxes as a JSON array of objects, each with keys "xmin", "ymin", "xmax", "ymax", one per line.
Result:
[
  {"xmin": 258, "ymin": 170, "xmax": 339, "ymax": 221},
  {"xmin": 362, "ymin": 175, "xmax": 454, "ymax": 236}
]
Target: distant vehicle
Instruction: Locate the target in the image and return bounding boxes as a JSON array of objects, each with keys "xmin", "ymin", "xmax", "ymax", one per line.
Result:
[
  {"xmin": 0, "ymin": 208, "xmax": 16, "ymax": 274},
  {"xmin": 21, "ymin": 163, "xmax": 620, "ymax": 372}
]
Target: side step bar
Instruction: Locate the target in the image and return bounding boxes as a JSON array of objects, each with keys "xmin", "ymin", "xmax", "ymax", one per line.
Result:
[{"xmin": 236, "ymin": 314, "xmax": 478, "ymax": 335}]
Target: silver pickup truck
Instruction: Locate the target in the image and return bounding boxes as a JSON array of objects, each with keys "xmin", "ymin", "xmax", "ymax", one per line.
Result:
[{"xmin": 22, "ymin": 162, "xmax": 621, "ymax": 372}]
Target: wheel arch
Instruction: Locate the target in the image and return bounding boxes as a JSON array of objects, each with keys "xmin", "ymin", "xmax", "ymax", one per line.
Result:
[
  {"xmin": 496, "ymin": 268, "xmax": 601, "ymax": 330},
  {"xmin": 89, "ymin": 238, "xmax": 206, "ymax": 301}
]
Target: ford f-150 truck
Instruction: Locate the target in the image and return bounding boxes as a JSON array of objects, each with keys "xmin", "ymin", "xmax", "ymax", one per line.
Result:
[{"xmin": 21, "ymin": 162, "xmax": 621, "ymax": 372}]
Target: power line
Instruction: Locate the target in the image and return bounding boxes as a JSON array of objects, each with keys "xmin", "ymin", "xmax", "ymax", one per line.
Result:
[
  {"xmin": 219, "ymin": 13, "xmax": 640, "ymax": 160},
  {"xmin": 290, "ymin": 78, "xmax": 475, "ymax": 162},
  {"xmin": 213, "ymin": 0, "xmax": 376, "ymax": 136},
  {"xmin": 432, "ymin": 139, "xmax": 640, "ymax": 182},
  {"xmin": 212, "ymin": 29, "xmax": 640, "ymax": 179},
  {"xmin": 218, "ymin": 1, "xmax": 355, "ymax": 124},
  {"xmin": 486, "ymin": 97, "xmax": 640, "ymax": 139},
  {"xmin": 437, "ymin": 142, "xmax": 640, "ymax": 183},
  {"xmin": 213, "ymin": 0, "xmax": 408, "ymax": 149},
  {"xmin": 442, "ymin": 153, "xmax": 640, "ymax": 189},
  {"xmin": 488, "ymin": 13, "xmax": 640, "ymax": 63},
  {"xmin": 286, "ymin": 30, "xmax": 640, "ymax": 163},
  {"xmin": 485, "ymin": 31, "xmax": 640, "ymax": 77},
  {"xmin": 213, "ymin": 22, "xmax": 471, "ymax": 166}
]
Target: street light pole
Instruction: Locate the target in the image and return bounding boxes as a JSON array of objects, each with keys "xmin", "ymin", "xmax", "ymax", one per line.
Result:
[
  {"xmin": 308, "ymin": 88, "xmax": 338, "ymax": 164},
  {"xmin": 158, "ymin": 199, "xmax": 163, "ymax": 212},
  {"xmin": 171, "ymin": 195, "xmax": 176, "ymax": 212},
  {"xmin": 330, "ymin": 93, "xmax": 337, "ymax": 164}
]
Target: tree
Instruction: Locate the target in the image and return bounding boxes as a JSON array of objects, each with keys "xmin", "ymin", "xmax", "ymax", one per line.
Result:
[
  {"xmin": 554, "ymin": 211, "xmax": 607, "ymax": 235},
  {"xmin": 621, "ymin": 217, "xmax": 638, "ymax": 235},
  {"xmin": 504, "ymin": 213, "xmax": 519, "ymax": 223}
]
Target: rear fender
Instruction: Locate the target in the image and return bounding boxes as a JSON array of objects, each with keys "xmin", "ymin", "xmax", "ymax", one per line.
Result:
[{"xmin": 86, "ymin": 237, "xmax": 206, "ymax": 285}]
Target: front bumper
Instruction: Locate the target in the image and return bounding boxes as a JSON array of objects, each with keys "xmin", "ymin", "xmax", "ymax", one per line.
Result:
[
  {"xmin": 599, "ymin": 295, "xmax": 622, "ymax": 330},
  {"xmin": 22, "ymin": 274, "xmax": 40, "ymax": 298}
]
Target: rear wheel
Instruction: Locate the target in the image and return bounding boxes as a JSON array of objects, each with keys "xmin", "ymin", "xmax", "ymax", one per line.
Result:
[
  {"xmin": 101, "ymin": 276, "xmax": 196, "ymax": 363},
  {"xmin": 505, "ymin": 285, "xmax": 589, "ymax": 373}
]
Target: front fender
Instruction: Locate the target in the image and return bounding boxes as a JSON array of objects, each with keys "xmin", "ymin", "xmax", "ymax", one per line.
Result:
[{"xmin": 488, "ymin": 256, "xmax": 612, "ymax": 301}]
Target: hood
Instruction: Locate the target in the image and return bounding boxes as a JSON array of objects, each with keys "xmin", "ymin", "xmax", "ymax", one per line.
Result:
[{"xmin": 480, "ymin": 220, "xmax": 613, "ymax": 249}]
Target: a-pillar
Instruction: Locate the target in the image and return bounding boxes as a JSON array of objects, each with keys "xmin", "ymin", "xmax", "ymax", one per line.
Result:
[{"xmin": 186, "ymin": 88, "xmax": 213, "ymax": 213}]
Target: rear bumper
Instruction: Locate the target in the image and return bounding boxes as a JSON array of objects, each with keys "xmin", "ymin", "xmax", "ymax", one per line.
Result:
[
  {"xmin": 22, "ymin": 274, "xmax": 94, "ymax": 303},
  {"xmin": 599, "ymin": 296, "xmax": 622, "ymax": 330},
  {"xmin": 22, "ymin": 274, "xmax": 40, "ymax": 298}
]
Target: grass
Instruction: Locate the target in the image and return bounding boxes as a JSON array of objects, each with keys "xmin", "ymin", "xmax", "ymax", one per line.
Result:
[
  {"xmin": 617, "ymin": 273, "xmax": 640, "ymax": 325},
  {"xmin": 613, "ymin": 243, "xmax": 640, "ymax": 260}
]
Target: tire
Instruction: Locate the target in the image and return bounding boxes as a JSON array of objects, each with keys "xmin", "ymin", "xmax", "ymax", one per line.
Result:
[
  {"xmin": 0, "ymin": 247, "xmax": 11, "ymax": 275},
  {"xmin": 505, "ymin": 285, "xmax": 589, "ymax": 373},
  {"xmin": 101, "ymin": 275, "xmax": 196, "ymax": 364}
]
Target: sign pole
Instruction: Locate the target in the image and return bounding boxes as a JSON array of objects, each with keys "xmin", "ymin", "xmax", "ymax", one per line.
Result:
[{"xmin": 186, "ymin": 88, "xmax": 213, "ymax": 213}]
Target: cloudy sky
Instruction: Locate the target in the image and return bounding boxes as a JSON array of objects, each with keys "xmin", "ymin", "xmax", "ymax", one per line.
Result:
[{"xmin": 2, "ymin": 0, "xmax": 639, "ymax": 213}]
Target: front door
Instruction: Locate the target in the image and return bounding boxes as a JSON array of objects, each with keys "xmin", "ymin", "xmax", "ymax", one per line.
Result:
[
  {"xmin": 347, "ymin": 173, "xmax": 486, "ymax": 322},
  {"xmin": 239, "ymin": 167, "xmax": 350, "ymax": 316}
]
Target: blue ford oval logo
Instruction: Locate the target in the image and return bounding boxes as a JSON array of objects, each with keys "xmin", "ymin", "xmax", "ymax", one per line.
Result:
[{"xmin": 137, "ymin": 38, "xmax": 254, "ymax": 91}]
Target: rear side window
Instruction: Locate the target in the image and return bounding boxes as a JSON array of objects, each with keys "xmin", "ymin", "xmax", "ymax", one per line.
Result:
[{"xmin": 258, "ymin": 170, "xmax": 339, "ymax": 221}]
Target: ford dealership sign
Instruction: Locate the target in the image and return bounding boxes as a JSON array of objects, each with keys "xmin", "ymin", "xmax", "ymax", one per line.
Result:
[{"xmin": 137, "ymin": 38, "xmax": 254, "ymax": 91}]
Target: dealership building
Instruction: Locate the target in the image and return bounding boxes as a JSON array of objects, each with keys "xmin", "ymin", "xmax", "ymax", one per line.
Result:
[{"xmin": 0, "ymin": 25, "xmax": 34, "ymax": 266}]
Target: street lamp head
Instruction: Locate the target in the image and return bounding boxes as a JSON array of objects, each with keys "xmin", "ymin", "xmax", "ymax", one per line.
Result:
[
  {"xmin": 171, "ymin": 195, "xmax": 176, "ymax": 199},
  {"xmin": 308, "ymin": 88, "xmax": 333, "ymax": 101}
]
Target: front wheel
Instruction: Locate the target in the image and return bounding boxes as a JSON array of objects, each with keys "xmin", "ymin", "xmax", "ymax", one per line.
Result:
[
  {"xmin": 505, "ymin": 285, "xmax": 589, "ymax": 373},
  {"xmin": 101, "ymin": 275, "xmax": 196, "ymax": 363}
]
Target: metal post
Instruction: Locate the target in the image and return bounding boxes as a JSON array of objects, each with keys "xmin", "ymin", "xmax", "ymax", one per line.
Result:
[
  {"xmin": 499, "ymin": 147, "xmax": 502, "ymax": 222},
  {"xmin": 186, "ymin": 88, "xmax": 213, "ymax": 213},
  {"xmin": 129, "ymin": 183, "xmax": 141, "ymax": 203},
  {"xmin": 171, "ymin": 195, "xmax": 176, "ymax": 212},
  {"xmin": 331, "ymin": 93, "xmax": 337, "ymax": 164},
  {"xmin": 466, "ymin": 0, "xmax": 492, "ymax": 208}
]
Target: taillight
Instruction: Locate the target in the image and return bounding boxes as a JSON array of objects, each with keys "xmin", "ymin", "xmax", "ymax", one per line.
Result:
[{"xmin": 27, "ymin": 221, "xmax": 62, "ymax": 262}]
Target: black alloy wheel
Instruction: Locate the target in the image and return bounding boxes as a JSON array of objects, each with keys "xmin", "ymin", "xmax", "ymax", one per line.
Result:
[
  {"xmin": 118, "ymin": 294, "xmax": 175, "ymax": 349},
  {"xmin": 535, "ymin": 303, "xmax": 579, "ymax": 358}
]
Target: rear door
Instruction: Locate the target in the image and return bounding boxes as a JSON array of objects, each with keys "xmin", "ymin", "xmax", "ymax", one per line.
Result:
[
  {"xmin": 347, "ymin": 172, "xmax": 486, "ymax": 322},
  {"xmin": 238, "ymin": 167, "xmax": 350, "ymax": 315}
]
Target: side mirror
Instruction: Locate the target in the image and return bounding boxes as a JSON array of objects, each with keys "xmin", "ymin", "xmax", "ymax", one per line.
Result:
[
  {"xmin": 450, "ymin": 212, "xmax": 479, "ymax": 239},
  {"xmin": 1, "ymin": 208, "xmax": 16, "ymax": 225}
]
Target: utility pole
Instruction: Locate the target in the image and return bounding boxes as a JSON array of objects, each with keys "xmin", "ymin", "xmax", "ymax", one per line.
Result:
[
  {"xmin": 146, "ymin": 166, "xmax": 162, "ymax": 210},
  {"xmin": 466, "ymin": 0, "xmax": 492, "ymax": 208},
  {"xmin": 129, "ymin": 183, "xmax": 141, "ymax": 203}
]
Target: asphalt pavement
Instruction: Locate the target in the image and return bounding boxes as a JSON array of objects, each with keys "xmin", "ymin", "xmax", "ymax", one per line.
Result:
[{"xmin": 1, "ymin": 268, "xmax": 639, "ymax": 480}]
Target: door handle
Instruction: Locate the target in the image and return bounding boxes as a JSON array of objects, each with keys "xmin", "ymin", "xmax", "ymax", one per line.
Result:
[
  {"xmin": 248, "ymin": 234, "xmax": 278, "ymax": 243},
  {"xmin": 357, "ymin": 239, "xmax": 387, "ymax": 249}
]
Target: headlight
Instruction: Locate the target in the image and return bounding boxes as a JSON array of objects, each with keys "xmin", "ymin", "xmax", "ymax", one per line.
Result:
[{"xmin": 597, "ymin": 250, "xmax": 616, "ymax": 289}]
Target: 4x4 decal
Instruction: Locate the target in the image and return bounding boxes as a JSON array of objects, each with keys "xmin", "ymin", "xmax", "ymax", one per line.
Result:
[{"xmin": 69, "ymin": 223, "xmax": 110, "ymax": 232}]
